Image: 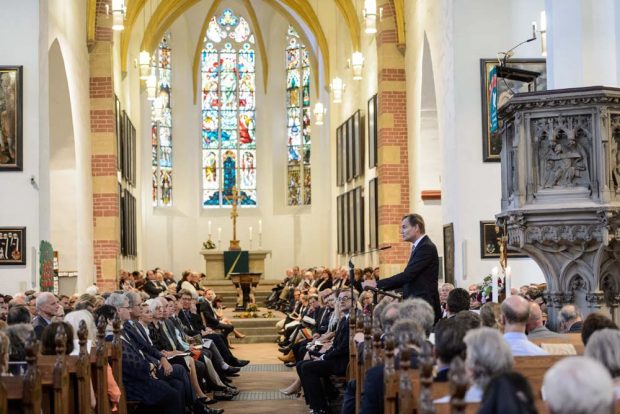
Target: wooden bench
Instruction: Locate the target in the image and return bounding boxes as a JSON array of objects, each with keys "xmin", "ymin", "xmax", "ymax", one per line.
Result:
[{"xmin": 530, "ymin": 333, "xmax": 584, "ymax": 355}]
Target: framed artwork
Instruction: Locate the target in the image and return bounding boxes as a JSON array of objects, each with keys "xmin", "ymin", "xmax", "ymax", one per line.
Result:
[
  {"xmin": 368, "ymin": 94, "xmax": 377, "ymax": 169},
  {"xmin": 479, "ymin": 220, "xmax": 528, "ymax": 259},
  {"xmin": 346, "ymin": 116, "xmax": 354, "ymax": 182},
  {"xmin": 115, "ymin": 95, "xmax": 122, "ymax": 171},
  {"xmin": 337, "ymin": 194, "xmax": 344, "ymax": 254},
  {"xmin": 353, "ymin": 110, "xmax": 363, "ymax": 178},
  {"xmin": 354, "ymin": 187, "xmax": 364, "ymax": 253},
  {"xmin": 369, "ymin": 178, "xmax": 378, "ymax": 249},
  {"xmin": 443, "ymin": 223, "xmax": 455, "ymax": 284},
  {"xmin": 0, "ymin": 227, "xmax": 26, "ymax": 265},
  {"xmin": 348, "ymin": 190, "xmax": 355, "ymax": 254},
  {"xmin": 343, "ymin": 191, "xmax": 350, "ymax": 254},
  {"xmin": 480, "ymin": 58, "xmax": 546, "ymax": 162},
  {"xmin": 336, "ymin": 126, "xmax": 343, "ymax": 186},
  {"xmin": 0, "ymin": 66, "xmax": 23, "ymax": 171}
]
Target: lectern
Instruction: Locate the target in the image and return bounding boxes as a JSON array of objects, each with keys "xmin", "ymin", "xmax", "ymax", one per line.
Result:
[{"xmin": 230, "ymin": 272, "xmax": 262, "ymax": 311}]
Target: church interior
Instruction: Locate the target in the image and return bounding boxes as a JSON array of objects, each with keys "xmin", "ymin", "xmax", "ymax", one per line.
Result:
[{"xmin": 2, "ymin": 0, "xmax": 620, "ymax": 413}]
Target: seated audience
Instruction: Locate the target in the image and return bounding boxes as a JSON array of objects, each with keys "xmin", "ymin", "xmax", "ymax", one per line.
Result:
[
  {"xmin": 526, "ymin": 301, "xmax": 563, "ymax": 339},
  {"xmin": 543, "ymin": 356, "xmax": 614, "ymax": 414},
  {"xmin": 40, "ymin": 321, "xmax": 74, "ymax": 355},
  {"xmin": 478, "ymin": 372, "xmax": 537, "ymax": 414},
  {"xmin": 581, "ymin": 311, "xmax": 618, "ymax": 345},
  {"xmin": 585, "ymin": 329, "xmax": 620, "ymax": 397},
  {"xmin": 438, "ymin": 282, "xmax": 454, "ymax": 318},
  {"xmin": 433, "ymin": 317, "xmax": 467, "ymax": 382},
  {"xmin": 501, "ymin": 295, "xmax": 548, "ymax": 356},
  {"xmin": 445, "ymin": 288, "xmax": 470, "ymax": 317},
  {"xmin": 479, "ymin": 302, "xmax": 502, "ymax": 330},
  {"xmin": 32, "ymin": 292, "xmax": 59, "ymax": 339},
  {"xmin": 558, "ymin": 304, "xmax": 583, "ymax": 333}
]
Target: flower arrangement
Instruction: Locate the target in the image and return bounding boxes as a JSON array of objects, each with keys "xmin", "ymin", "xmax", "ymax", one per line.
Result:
[{"xmin": 475, "ymin": 274, "xmax": 505, "ymax": 304}]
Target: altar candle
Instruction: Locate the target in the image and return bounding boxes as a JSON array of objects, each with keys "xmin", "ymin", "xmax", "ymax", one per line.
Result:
[
  {"xmin": 505, "ymin": 266, "xmax": 512, "ymax": 298},
  {"xmin": 258, "ymin": 220, "xmax": 262, "ymax": 234},
  {"xmin": 217, "ymin": 227, "xmax": 222, "ymax": 242},
  {"xmin": 249, "ymin": 226, "xmax": 253, "ymax": 241},
  {"xmin": 491, "ymin": 266, "xmax": 499, "ymax": 303},
  {"xmin": 208, "ymin": 221, "xmax": 212, "ymax": 235}
]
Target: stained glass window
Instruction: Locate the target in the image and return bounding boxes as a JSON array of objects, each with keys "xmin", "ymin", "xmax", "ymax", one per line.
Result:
[
  {"xmin": 152, "ymin": 33, "xmax": 173, "ymax": 207},
  {"xmin": 286, "ymin": 26, "xmax": 311, "ymax": 206},
  {"xmin": 201, "ymin": 8, "xmax": 257, "ymax": 207}
]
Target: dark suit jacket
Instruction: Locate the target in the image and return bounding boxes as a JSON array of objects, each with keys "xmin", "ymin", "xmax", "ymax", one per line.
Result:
[
  {"xmin": 321, "ymin": 316, "xmax": 350, "ymax": 374},
  {"xmin": 32, "ymin": 315, "xmax": 50, "ymax": 340},
  {"xmin": 198, "ymin": 301, "xmax": 220, "ymax": 328},
  {"xmin": 123, "ymin": 321, "xmax": 163, "ymax": 365},
  {"xmin": 376, "ymin": 235, "xmax": 441, "ymax": 319},
  {"xmin": 143, "ymin": 280, "xmax": 166, "ymax": 298},
  {"xmin": 177, "ymin": 309, "xmax": 206, "ymax": 337}
]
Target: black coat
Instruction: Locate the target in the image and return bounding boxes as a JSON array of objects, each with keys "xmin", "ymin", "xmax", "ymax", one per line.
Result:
[
  {"xmin": 198, "ymin": 301, "xmax": 220, "ymax": 329},
  {"xmin": 177, "ymin": 309, "xmax": 205, "ymax": 337},
  {"xmin": 321, "ymin": 316, "xmax": 350, "ymax": 374},
  {"xmin": 143, "ymin": 280, "xmax": 166, "ymax": 298},
  {"xmin": 376, "ymin": 235, "xmax": 441, "ymax": 319}
]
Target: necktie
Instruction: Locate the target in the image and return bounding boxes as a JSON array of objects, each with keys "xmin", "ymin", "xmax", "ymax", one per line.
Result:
[
  {"xmin": 161, "ymin": 322, "xmax": 177, "ymax": 351},
  {"xmin": 185, "ymin": 311, "xmax": 194, "ymax": 331}
]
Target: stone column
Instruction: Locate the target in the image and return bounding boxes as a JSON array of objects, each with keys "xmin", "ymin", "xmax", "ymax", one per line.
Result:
[
  {"xmin": 546, "ymin": 0, "xmax": 620, "ymax": 89},
  {"xmin": 89, "ymin": 0, "xmax": 120, "ymax": 292},
  {"xmin": 376, "ymin": 0, "xmax": 410, "ymax": 277}
]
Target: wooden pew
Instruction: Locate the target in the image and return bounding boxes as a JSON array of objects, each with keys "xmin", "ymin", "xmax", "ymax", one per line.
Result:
[
  {"xmin": 530, "ymin": 333, "xmax": 584, "ymax": 355},
  {"xmin": 2, "ymin": 331, "xmax": 42, "ymax": 414}
]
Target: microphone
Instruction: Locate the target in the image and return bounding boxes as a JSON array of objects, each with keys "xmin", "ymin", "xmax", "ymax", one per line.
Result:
[
  {"xmin": 349, "ymin": 245, "xmax": 391, "ymax": 262},
  {"xmin": 363, "ymin": 285, "xmax": 402, "ymax": 300}
]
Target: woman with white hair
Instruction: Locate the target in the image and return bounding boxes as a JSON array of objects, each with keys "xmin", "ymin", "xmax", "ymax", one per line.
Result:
[
  {"xmin": 436, "ymin": 327, "xmax": 513, "ymax": 403},
  {"xmin": 585, "ymin": 328, "xmax": 620, "ymax": 398}
]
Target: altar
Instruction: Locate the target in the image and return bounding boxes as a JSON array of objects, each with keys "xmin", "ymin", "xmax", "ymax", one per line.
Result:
[{"xmin": 200, "ymin": 249, "xmax": 272, "ymax": 280}]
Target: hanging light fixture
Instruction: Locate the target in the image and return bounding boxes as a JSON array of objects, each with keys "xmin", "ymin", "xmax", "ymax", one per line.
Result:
[
  {"xmin": 139, "ymin": 50, "xmax": 151, "ymax": 79},
  {"xmin": 363, "ymin": 0, "xmax": 377, "ymax": 34},
  {"xmin": 330, "ymin": 77, "xmax": 345, "ymax": 104},
  {"xmin": 146, "ymin": 74, "xmax": 157, "ymax": 100},
  {"xmin": 313, "ymin": 102, "xmax": 326, "ymax": 125},
  {"xmin": 111, "ymin": 0, "xmax": 126, "ymax": 31},
  {"xmin": 350, "ymin": 52, "xmax": 365, "ymax": 80},
  {"xmin": 539, "ymin": 10, "xmax": 547, "ymax": 57}
]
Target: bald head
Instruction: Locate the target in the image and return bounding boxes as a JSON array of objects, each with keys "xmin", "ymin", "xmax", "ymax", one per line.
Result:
[
  {"xmin": 501, "ymin": 295, "xmax": 530, "ymax": 329},
  {"xmin": 526, "ymin": 301, "xmax": 543, "ymax": 331}
]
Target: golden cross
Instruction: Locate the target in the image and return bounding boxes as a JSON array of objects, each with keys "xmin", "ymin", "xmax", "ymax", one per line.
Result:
[{"xmin": 224, "ymin": 187, "xmax": 241, "ymax": 249}]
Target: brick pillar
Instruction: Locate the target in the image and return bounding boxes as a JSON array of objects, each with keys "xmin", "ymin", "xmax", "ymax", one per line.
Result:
[
  {"xmin": 376, "ymin": 0, "xmax": 410, "ymax": 277},
  {"xmin": 90, "ymin": 0, "xmax": 119, "ymax": 292}
]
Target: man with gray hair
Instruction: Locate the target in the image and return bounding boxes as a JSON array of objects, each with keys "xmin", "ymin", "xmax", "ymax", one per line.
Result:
[
  {"xmin": 501, "ymin": 295, "xmax": 548, "ymax": 356},
  {"xmin": 558, "ymin": 304, "xmax": 583, "ymax": 333},
  {"xmin": 398, "ymin": 298, "xmax": 435, "ymax": 337},
  {"xmin": 526, "ymin": 301, "xmax": 563, "ymax": 339},
  {"xmin": 543, "ymin": 356, "xmax": 614, "ymax": 414},
  {"xmin": 32, "ymin": 292, "xmax": 59, "ymax": 339},
  {"xmin": 380, "ymin": 301, "xmax": 400, "ymax": 332}
]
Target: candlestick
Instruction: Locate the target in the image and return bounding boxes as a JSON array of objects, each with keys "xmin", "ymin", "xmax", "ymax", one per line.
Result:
[
  {"xmin": 491, "ymin": 266, "xmax": 499, "ymax": 303},
  {"xmin": 258, "ymin": 219, "xmax": 262, "ymax": 234},
  {"xmin": 505, "ymin": 266, "xmax": 512, "ymax": 298},
  {"xmin": 249, "ymin": 226, "xmax": 253, "ymax": 241},
  {"xmin": 217, "ymin": 227, "xmax": 222, "ymax": 249},
  {"xmin": 208, "ymin": 221, "xmax": 212, "ymax": 235}
]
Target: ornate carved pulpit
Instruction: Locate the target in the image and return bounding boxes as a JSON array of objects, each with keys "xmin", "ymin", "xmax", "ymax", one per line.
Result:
[
  {"xmin": 230, "ymin": 272, "xmax": 261, "ymax": 311},
  {"xmin": 496, "ymin": 86, "xmax": 620, "ymax": 328}
]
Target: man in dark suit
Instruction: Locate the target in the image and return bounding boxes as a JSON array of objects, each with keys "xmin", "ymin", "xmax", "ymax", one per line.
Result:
[
  {"xmin": 143, "ymin": 269, "xmax": 167, "ymax": 298},
  {"xmin": 296, "ymin": 291, "xmax": 353, "ymax": 414},
  {"xmin": 200, "ymin": 289, "xmax": 234, "ymax": 339},
  {"xmin": 32, "ymin": 292, "xmax": 59, "ymax": 339},
  {"xmin": 376, "ymin": 214, "xmax": 441, "ymax": 320}
]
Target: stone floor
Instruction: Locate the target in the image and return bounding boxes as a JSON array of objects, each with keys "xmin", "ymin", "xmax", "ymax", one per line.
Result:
[{"xmin": 214, "ymin": 343, "xmax": 308, "ymax": 414}]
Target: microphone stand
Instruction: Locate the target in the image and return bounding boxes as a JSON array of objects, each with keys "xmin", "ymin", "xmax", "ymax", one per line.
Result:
[{"xmin": 348, "ymin": 246, "xmax": 392, "ymax": 333}]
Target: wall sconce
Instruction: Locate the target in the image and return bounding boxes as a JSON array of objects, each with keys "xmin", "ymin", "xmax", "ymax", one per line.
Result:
[
  {"xmin": 348, "ymin": 52, "xmax": 365, "ymax": 80},
  {"xmin": 313, "ymin": 102, "xmax": 326, "ymax": 125},
  {"xmin": 539, "ymin": 10, "xmax": 547, "ymax": 57},
  {"xmin": 112, "ymin": 0, "xmax": 126, "ymax": 31},
  {"xmin": 146, "ymin": 74, "xmax": 157, "ymax": 101},
  {"xmin": 363, "ymin": 0, "xmax": 377, "ymax": 34},
  {"xmin": 330, "ymin": 77, "xmax": 345, "ymax": 103},
  {"xmin": 139, "ymin": 50, "xmax": 151, "ymax": 80}
]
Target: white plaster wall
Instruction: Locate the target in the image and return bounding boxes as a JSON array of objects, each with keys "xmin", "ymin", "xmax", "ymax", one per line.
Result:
[
  {"xmin": 405, "ymin": 0, "xmax": 546, "ymax": 289},
  {"xmin": 0, "ymin": 0, "xmax": 41, "ymax": 293},
  {"xmin": 120, "ymin": 0, "xmax": 333, "ymax": 278},
  {"xmin": 45, "ymin": 0, "xmax": 95, "ymax": 293}
]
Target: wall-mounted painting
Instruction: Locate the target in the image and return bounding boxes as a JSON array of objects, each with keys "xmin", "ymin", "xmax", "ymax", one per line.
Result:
[
  {"xmin": 368, "ymin": 94, "xmax": 377, "ymax": 169},
  {"xmin": 0, "ymin": 227, "xmax": 26, "ymax": 265},
  {"xmin": 353, "ymin": 110, "xmax": 363, "ymax": 178},
  {"xmin": 336, "ymin": 126, "xmax": 344, "ymax": 186},
  {"xmin": 0, "ymin": 66, "xmax": 23, "ymax": 171},
  {"xmin": 369, "ymin": 178, "xmax": 378, "ymax": 249},
  {"xmin": 443, "ymin": 223, "xmax": 455, "ymax": 284},
  {"xmin": 479, "ymin": 220, "xmax": 528, "ymax": 259},
  {"xmin": 480, "ymin": 58, "xmax": 546, "ymax": 162}
]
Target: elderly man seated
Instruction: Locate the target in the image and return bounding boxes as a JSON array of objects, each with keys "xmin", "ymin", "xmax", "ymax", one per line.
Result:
[
  {"xmin": 558, "ymin": 304, "xmax": 583, "ymax": 333},
  {"xmin": 501, "ymin": 295, "xmax": 548, "ymax": 356}
]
